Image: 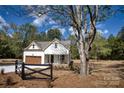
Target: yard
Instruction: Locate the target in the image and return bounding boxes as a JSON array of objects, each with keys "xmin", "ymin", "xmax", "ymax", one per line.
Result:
[{"xmin": 0, "ymin": 60, "xmax": 124, "ymax": 88}]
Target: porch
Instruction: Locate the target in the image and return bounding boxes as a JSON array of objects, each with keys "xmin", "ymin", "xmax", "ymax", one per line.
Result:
[{"xmin": 45, "ymin": 54, "xmax": 70, "ymax": 64}]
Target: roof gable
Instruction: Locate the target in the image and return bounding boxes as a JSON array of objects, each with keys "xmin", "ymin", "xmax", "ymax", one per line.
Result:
[
  {"xmin": 43, "ymin": 38, "xmax": 70, "ymax": 51},
  {"xmin": 44, "ymin": 42, "xmax": 69, "ymax": 54},
  {"xmin": 24, "ymin": 38, "xmax": 71, "ymax": 51},
  {"xmin": 24, "ymin": 41, "xmax": 41, "ymax": 50}
]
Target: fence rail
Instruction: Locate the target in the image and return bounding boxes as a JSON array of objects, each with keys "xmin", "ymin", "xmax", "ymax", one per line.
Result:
[{"xmin": 15, "ymin": 60, "xmax": 53, "ymax": 80}]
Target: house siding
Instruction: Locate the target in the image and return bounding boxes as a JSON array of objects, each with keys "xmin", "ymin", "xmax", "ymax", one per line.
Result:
[{"xmin": 44, "ymin": 43, "xmax": 69, "ymax": 55}]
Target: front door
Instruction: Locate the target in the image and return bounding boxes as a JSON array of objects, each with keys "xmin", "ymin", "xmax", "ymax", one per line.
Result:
[{"xmin": 51, "ymin": 55, "xmax": 54, "ymax": 63}]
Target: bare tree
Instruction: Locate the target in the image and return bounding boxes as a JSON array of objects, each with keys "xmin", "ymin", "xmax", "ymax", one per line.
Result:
[
  {"xmin": 24, "ymin": 5, "xmax": 106, "ymax": 76},
  {"xmin": 1, "ymin": 5, "xmax": 114, "ymax": 76},
  {"xmin": 67, "ymin": 6, "xmax": 98, "ymax": 75}
]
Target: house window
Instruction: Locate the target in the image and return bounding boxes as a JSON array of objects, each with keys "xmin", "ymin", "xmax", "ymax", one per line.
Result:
[
  {"xmin": 32, "ymin": 44, "xmax": 35, "ymax": 48},
  {"xmin": 55, "ymin": 43, "xmax": 57, "ymax": 48}
]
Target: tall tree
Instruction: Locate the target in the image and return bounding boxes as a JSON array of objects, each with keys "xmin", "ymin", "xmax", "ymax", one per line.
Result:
[
  {"xmin": 90, "ymin": 32, "xmax": 111, "ymax": 60},
  {"xmin": 117, "ymin": 26, "xmax": 124, "ymax": 41},
  {"xmin": 19, "ymin": 23, "xmax": 38, "ymax": 48},
  {"xmin": 68, "ymin": 35, "xmax": 79, "ymax": 59},
  {"xmin": 0, "ymin": 5, "xmax": 116, "ymax": 76},
  {"xmin": 108, "ymin": 34, "xmax": 124, "ymax": 60},
  {"xmin": 0, "ymin": 30, "xmax": 14, "ymax": 58},
  {"xmin": 35, "ymin": 32, "xmax": 47, "ymax": 41},
  {"xmin": 10, "ymin": 23, "xmax": 38, "ymax": 58},
  {"xmin": 24, "ymin": 5, "xmax": 115, "ymax": 76},
  {"xmin": 47, "ymin": 28, "xmax": 62, "ymax": 40}
]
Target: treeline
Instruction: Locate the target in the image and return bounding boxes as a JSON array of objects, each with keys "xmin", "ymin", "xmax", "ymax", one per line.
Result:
[
  {"xmin": 0, "ymin": 23, "xmax": 62, "ymax": 58},
  {"xmin": 70, "ymin": 26, "xmax": 124, "ymax": 60},
  {"xmin": 1, "ymin": 23, "xmax": 124, "ymax": 60}
]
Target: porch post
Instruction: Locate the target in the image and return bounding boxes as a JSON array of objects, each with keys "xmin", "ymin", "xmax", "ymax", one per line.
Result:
[
  {"xmin": 68, "ymin": 52, "xmax": 71, "ymax": 64},
  {"xmin": 58, "ymin": 55, "xmax": 60, "ymax": 64}
]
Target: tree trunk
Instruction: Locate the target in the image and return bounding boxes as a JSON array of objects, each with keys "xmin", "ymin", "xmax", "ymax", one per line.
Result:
[
  {"xmin": 77, "ymin": 34, "xmax": 88, "ymax": 76},
  {"xmin": 79, "ymin": 51, "xmax": 87, "ymax": 76}
]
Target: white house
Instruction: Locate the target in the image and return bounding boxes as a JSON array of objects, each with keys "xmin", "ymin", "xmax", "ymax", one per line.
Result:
[{"xmin": 23, "ymin": 38, "xmax": 71, "ymax": 64}]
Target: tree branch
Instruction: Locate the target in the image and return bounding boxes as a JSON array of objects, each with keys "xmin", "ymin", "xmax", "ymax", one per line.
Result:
[{"xmin": 87, "ymin": 5, "xmax": 98, "ymax": 51}]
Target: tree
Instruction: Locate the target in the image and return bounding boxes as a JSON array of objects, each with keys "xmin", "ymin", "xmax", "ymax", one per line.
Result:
[
  {"xmin": 117, "ymin": 26, "xmax": 124, "ymax": 41},
  {"xmin": 47, "ymin": 28, "xmax": 62, "ymax": 41},
  {"xmin": 36, "ymin": 32, "xmax": 48, "ymax": 41},
  {"xmin": 68, "ymin": 35, "xmax": 79, "ymax": 59},
  {"xmin": 19, "ymin": 23, "xmax": 38, "ymax": 48},
  {"xmin": 108, "ymin": 34, "xmax": 124, "ymax": 60},
  {"xmin": 0, "ymin": 30, "xmax": 14, "ymax": 58},
  {"xmin": 90, "ymin": 32, "xmax": 111, "ymax": 60},
  {"xmin": 24, "ymin": 5, "xmax": 116, "ymax": 76},
  {"xmin": 0, "ymin": 5, "xmax": 116, "ymax": 76},
  {"xmin": 47, "ymin": 6, "xmax": 99, "ymax": 75},
  {"xmin": 10, "ymin": 23, "xmax": 38, "ymax": 58}
]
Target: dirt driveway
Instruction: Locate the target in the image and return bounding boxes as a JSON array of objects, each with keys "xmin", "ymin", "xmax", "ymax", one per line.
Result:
[{"xmin": 0, "ymin": 60, "xmax": 124, "ymax": 88}]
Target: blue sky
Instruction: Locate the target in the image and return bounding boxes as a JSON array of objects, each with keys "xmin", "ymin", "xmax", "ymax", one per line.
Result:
[{"xmin": 0, "ymin": 5, "xmax": 124, "ymax": 39}]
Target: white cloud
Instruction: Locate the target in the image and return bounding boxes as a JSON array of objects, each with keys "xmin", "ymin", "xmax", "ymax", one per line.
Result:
[
  {"xmin": 69, "ymin": 27, "xmax": 74, "ymax": 35},
  {"xmin": 48, "ymin": 18, "xmax": 57, "ymax": 25},
  {"xmin": 59, "ymin": 28, "xmax": 66, "ymax": 35},
  {"xmin": 52, "ymin": 26, "xmax": 66, "ymax": 35},
  {"xmin": 0, "ymin": 16, "xmax": 10, "ymax": 30},
  {"xmin": 96, "ymin": 23, "xmax": 104, "ymax": 28},
  {"xmin": 104, "ymin": 29, "xmax": 108, "ymax": 34},
  {"xmin": 51, "ymin": 25, "xmax": 59, "ymax": 29},
  {"xmin": 32, "ymin": 14, "xmax": 47, "ymax": 27},
  {"xmin": 97, "ymin": 29, "xmax": 103, "ymax": 34},
  {"xmin": 45, "ymin": 26, "xmax": 66, "ymax": 35},
  {"xmin": 97, "ymin": 29, "xmax": 109, "ymax": 35}
]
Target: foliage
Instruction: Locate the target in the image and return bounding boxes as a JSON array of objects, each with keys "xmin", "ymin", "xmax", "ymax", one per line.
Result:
[
  {"xmin": 70, "ymin": 45, "xmax": 79, "ymax": 59},
  {"xmin": 19, "ymin": 23, "xmax": 38, "ymax": 48},
  {"xmin": 0, "ymin": 39, "xmax": 14, "ymax": 58},
  {"xmin": 90, "ymin": 32, "xmax": 112, "ymax": 59},
  {"xmin": 47, "ymin": 28, "xmax": 62, "ymax": 41},
  {"xmin": 0, "ymin": 5, "xmax": 124, "ymax": 76},
  {"xmin": 68, "ymin": 35, "xmax": 79, "ymax": 59},
  {"xmin": 35, "ymin": 32, "xmax": 47, "ymax": 41},
  {"xmin": 90, "ymin": 32, "xmax": 124, "ymax": 60},
  {"xmin": 0, "ymin": 23, "xmax": 63, "ymax": 58},
  {"xmin": 117, "ymin": 26, "xmax": 124, "ymax": 41},
  {"xmin": 108, "ymin": 35, "xmax": 124, "ymax": 60}
]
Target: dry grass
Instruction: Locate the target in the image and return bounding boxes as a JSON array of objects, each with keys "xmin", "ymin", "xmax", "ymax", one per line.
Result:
[{"xmin": 0, "ymin": 60, "xmax": 124, "ymax": 88}]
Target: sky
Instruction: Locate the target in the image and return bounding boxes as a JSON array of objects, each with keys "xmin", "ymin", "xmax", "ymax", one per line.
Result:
[{"xmin": 0, "ymin": 5, "xmax": 124, "ymax": 39}]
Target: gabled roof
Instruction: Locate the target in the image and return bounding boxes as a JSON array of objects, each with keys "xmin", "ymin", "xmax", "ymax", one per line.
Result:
[{"xmin": 24, "ymin": 38, "xmax": 71, "ymax": 51}]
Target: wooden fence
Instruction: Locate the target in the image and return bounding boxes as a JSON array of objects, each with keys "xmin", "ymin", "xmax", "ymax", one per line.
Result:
[{"xmin": 15, "ymin": 60, "xmax": 53, "ymax": 80}]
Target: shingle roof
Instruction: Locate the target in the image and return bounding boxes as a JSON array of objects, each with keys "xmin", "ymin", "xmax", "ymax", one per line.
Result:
[
  {"xmin": 25, "ymin": 38, "xmax": 71, "ymax": 51},
  {"xmin": 35, "ymin": 41, "xmax": 50, "ymax": 50}
]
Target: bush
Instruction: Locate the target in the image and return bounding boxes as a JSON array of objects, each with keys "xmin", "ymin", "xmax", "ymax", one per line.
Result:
[{"xmin": 69, "ymin": 61, "xmax": 74, "ymax": 70}]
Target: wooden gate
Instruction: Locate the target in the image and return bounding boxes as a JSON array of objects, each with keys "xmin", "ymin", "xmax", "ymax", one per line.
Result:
[{"xmin": 15, "ymin": 60, "xmax": 53, "ymax": 80}]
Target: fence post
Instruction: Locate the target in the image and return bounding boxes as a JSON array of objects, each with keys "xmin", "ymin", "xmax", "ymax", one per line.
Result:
[
  {"xmin": 50, "ymin": 63, "xmax": 53, "ymax": 80},
  {"xmin": 15, "ymin": 60, "xmax": 18, "ymax": 74},
  {"xmin": 21, "ymin": 62, "xmax": 25, "ymax": 80}
]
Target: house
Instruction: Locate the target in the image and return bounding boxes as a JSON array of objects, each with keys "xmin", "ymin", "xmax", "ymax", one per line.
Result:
[{"xmin": 23, "ymin": 38, "xmax": 71, "ymax": 64}]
